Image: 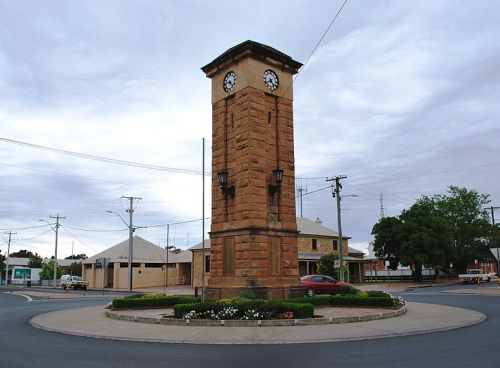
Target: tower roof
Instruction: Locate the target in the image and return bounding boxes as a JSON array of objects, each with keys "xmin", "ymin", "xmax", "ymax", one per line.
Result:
[{"xmin": 201, "ymin": 40, "xmax": 303, "ymax": 77}]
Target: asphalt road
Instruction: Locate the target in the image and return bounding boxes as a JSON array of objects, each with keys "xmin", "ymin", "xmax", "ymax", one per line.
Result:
[{"xmin": 1, "ymin": 285, "xmax": 499, "ymax": 368}]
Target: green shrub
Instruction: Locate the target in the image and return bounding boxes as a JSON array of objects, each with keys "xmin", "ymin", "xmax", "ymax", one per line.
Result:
[
  {"xmin": 112, "ymin": 295, "xmax": 198, "ymax": 309},
  {"xmin": 286, "ymin": 295, "xmax": 403, "ymax": 308},
  {"xmin": 173, "ymin": 299, "xmax": 314, "ymax": 320},
  {"xmin": 239, "ymin": 289, "xmax": 257, "ymax": 299},
  {"xmin": 338, "ymin": 285, "xmax": 359, "ymax": 295},
  {"xmin": 141, "ymin": 293, "xmax": 167, "ymax": 299},
  {"xmin": 124, "ymin": 293, "xmax": 146, "ymax": 299},
  {"xmin": 366, "ymin": 290, "xmax": 391, "ymax": 298}
]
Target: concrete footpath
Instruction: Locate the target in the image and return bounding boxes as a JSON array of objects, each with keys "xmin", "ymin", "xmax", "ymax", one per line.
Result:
[{"xmin": 29, "ymin": 302, "xmax": 485, "ymax": 344}]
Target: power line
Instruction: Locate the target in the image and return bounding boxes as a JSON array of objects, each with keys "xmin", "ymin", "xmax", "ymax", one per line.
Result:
[
  {"xmin": 0, "ymin": 224, "xmax": 51, "ymax": 231},
  {"xmin": 282, "ymin": 0, "xmax": 348, "ymax": 97},
  {"xmin": 62, "ymin": 225, "xmax": 128, "ymax": 232},
  {"xmin": 0, "ymin": 137, "xmax": 207, "ymax": 176}
]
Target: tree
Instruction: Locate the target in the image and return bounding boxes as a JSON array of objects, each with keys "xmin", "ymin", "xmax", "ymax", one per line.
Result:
[
  {"xmin": 0, "ymin": 250, "xmax": 5, "ymax": 272},
  {"xmin": 9, "ymin": 250, "xmax": 35, "ymax": 258},
  {"xmin": 372, "ymin": 186, "xmax": 492, "ymax": 280},
  {"xmin": 317, "ymin": 254, "xmax": 348, "ymax": 281},
  {"xmin": 65, "ymin": 254, "xmax": 87, "ymax": 260},
  {"xmin": 435, "ymin": 186, "xmax": 491, "ymax": 273},
  {"xmin": 28, "ymin": 253, "xmax": 43, "ymax": 268},
  {"xmin": 372, "ymin": 196, "xmax": 452, "ymax": 282},
  {"xmin": 66, "ymin": 262, "xmax": 82, "ymax": 276},
  {"xmin": 38, "ymin": 260, "xmax": 63, "ymax": 280}
]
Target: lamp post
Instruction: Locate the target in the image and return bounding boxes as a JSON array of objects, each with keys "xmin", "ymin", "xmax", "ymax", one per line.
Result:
[
  {"xmin": 164, "ymin": 245, "xmax": 178, "ymax": 294},
  {"xmin": 106, "ymin": 197, "xmax": 141, "ymax": 293}
]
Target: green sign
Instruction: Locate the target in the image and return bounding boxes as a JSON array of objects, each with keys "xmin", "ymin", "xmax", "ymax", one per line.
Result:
[{"xmin": 13, "ymin": 268, "xmax": 31, "ymax": 279}]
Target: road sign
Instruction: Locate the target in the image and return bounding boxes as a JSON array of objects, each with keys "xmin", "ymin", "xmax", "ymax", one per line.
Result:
[
  {"xmin": 334, "ymin": 260, "xmax": 340, "ymax": 268},
  {"xmin": 13, "ymin": 268, "xmax": 31, "ymax": 279}
]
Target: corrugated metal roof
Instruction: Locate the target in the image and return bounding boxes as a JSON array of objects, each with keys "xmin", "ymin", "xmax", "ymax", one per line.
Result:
[{"xmin": 83, "ymin": 236, "xmax": 192, "ymax": 264}]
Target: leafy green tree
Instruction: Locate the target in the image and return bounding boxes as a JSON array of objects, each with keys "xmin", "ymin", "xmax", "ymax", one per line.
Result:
[
  {"xmin": 435, "ymin": 186, "xmax": 491, "ymax": 273},
  {"xmin": 372, "ymin": 186, "xmax": 492, "ymax": 279},
  {"xmin": 0, "ymin": 250, "xmax": 5, "ymax": 272},
  {"xmin": 28, "ymin": 253, "xmax": 43, "ymax": 268},
  {"xmin": 38, "ymin": 260, "xmax": 63, "ymax": 280},
  {"xmin": 317, "ymin": 254, "xmax": 348, "ymax": 281},
  {"xmin": 66, "ymin": 262, "xmax": 82, "ymax": 276},
  {"xmin": 372, "ymin": 196, "xmax": 452, "ymax": 281},
  {"xmin": 371, "ymin": 216, "xmax": 402, "ymax": 271},
  {"xmin": 65, "ymin": 254, "xmax": 87, "ymax": 260},
  {"xmin": 9, "ymin": 249, "xmax": 35, "ymax": 258}
]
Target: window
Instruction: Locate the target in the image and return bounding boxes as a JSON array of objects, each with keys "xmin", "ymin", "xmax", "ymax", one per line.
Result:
[
  {"xmin": 204, "ymin": 254, "xmax": 211, "ymax": 273},
  {"xmin": 312, "ymin": 238, "xmax": 317, "ymax": 250},
  {"xmin": 269, "ymin": 238, "xmax": 281, "ymax": 276},
  {"xmin": 223, "ymin": 238, "xmax": 235, "ymax": 276},
  {"xmin": 332, "ymin": 240, "xmax": 338, "ymax": 251},
  {"xmin": 145, "ymin": 263, "xmax": 163, "ymax": 268}
]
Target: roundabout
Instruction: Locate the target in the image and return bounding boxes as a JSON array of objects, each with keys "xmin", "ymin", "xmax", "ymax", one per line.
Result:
[{"xmin": 29, "ymin": 301, "xmax": 482, "ymax": 344}]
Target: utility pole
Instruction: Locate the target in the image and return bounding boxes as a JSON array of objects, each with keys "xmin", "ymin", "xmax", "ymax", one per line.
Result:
[
  {"xmin": 122, "ymin": 196, "xmax": 142, "ymax": 293},
  {"xmin": 202, "ymin": 137, "xmax": 206, "ymax": 302},
  {"xmin": 297, "ymin": 185, "xmax": 307, "ymax": 218},
  {"xmin": 327, "ymin": 175, "xmax": 347, "ymax": 282},
  {"xmin": 3, "ymin": 231, "xmax": 16, "ymax": 285},
  {"xmin": 486, "ymin": 206, "xmax": 500, "ymax": 276},
  {"xmin": 50, "ymin": 214, "xmax": 65, "ymax": 288}
]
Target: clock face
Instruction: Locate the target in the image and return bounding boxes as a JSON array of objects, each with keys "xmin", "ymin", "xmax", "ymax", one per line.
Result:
[
  {"xmin": 263, "ymin": 69, "xmax": 279, "ymax": 91},
  {"xmin": 223, "ymin": 71, "xmax": 236, "ymax": 92}
]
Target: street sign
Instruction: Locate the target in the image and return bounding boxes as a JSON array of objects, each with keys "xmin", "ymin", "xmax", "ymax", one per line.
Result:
[
  {"xmin": 334, "ymin": 260, "xmax": 340, "ymax": 268},
  {"xmin": 13, "ymin": 268, "xmax": 31, "ymax": 279}
]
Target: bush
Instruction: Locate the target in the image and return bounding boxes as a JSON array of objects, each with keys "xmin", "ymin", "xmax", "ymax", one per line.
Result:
[
  {"xmin": 286, "ymin": 294, "xmax": 404, "ymax": 308},
  {"xmin": 338, "ymin": 285, "xmax": 359, "ymax": 295},
  {"xmin": 124, "ymin": 293, "xmax": 146, "ymax": 299},
  {"xmin": 239, "ymin": 289, "xmax": 257, "ymax": 299},
  {"xmin": 112, "ymin": 295, "xmax": 198, "ymax": 309},
  {"xmin": 366, "ymin": 290, "xmax": 390, "ymax": 298},
  {"xmin": 173, "ymin": 299, "xmax": 314, "ymax": 320}
]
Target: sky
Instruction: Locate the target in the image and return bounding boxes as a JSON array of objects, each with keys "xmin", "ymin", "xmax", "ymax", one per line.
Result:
[{"xmin": 1, "ymin": 0, "xmax": 499, "ymax": 259}]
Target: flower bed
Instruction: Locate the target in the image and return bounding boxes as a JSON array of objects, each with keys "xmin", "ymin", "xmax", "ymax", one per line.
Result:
[{"xmin": 174, "ymin": 300, "xmax": 314, "ymax": 320}]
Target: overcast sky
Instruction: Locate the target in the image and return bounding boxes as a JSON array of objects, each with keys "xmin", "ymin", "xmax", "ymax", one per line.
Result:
[{"xmin": 1, "ymin": 0, "xmax": 499, "ymax": 259}]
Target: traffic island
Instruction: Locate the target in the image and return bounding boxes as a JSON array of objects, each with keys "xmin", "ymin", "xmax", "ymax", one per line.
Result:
[
  {"xmin": 29, "ymin": 302, "xmax": 485, "ymax": 344},
  {"xmin": 105, "ymin": 305, "xmax": 407, "ymax": 327}
]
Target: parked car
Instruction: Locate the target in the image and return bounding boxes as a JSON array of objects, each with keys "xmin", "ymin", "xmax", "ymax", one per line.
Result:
[
  {"xmin": 300, "ymin": 274, "xmax": 351, "ymax": 297},
  {"xmin": 60, "ymin": 275, "xmax": 88, "ymax": 290}
]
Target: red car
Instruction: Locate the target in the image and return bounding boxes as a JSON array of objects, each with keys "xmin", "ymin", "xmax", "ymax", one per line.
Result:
[{"xmin": 300, "ymin": 274, "xmax": 351, "ymax": 297}]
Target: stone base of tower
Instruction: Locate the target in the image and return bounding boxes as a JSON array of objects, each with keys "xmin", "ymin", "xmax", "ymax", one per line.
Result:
[{"xmin": 205, "ymin": 285, "xmax": 303, "ymax": 300}]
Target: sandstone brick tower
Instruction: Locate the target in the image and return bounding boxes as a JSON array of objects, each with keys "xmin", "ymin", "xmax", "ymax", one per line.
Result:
[{"xmin": 202, "ymin": 41, "xmax": 303, "ymax": 299}]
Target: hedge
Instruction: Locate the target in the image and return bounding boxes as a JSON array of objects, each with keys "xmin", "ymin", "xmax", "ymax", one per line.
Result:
[
  {"xmin": 286, "ymin": 295, "xmax": 401, "ymax": 308},
  {"xmin": 173, "ymin": 300, "xmax": 314, "ymax": 319},
  {"xmin": 112, "ymin": 295, "xmax": 199, "ymax": 309}
]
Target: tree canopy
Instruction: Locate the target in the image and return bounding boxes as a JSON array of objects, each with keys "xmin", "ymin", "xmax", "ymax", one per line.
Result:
[
  {"xmin": 38, "ymin": 260, "xmax": 63, "ymax": 280},
  {"xmin": 28, "ymin": 253, "xmax": 43, "ymax": 268},
  {"xmin": 65, "ymin": 253, "xmax": 87, "ymax": 260},
  {"xmin": 0, "ymin": 250, "xmax": 5, "ymax": 271},
  {"xmin": 317, "ymin": 253, "xmax": 348, "ymax": 281},
  {"xmin": 372, "ymin": 186, "xmax": 491, "ymax": 280},
  {"xmin": 9, "ymin": 249, "xmax": 36, "ymax": 258}
]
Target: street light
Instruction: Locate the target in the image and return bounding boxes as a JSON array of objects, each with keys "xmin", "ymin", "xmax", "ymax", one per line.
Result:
[
  {"xmin": 164, "ymin": 245, "xmax": 179, "ymax": 294},
  {"xmin": 106, "ymin": 206, "xmax": 138, "ymax": 293}
]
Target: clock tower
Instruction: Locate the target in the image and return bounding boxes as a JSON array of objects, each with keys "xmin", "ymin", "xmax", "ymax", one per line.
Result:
[{"xmin": 202, "ymin": 41, "xmax": 303, "ymax": 299}]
